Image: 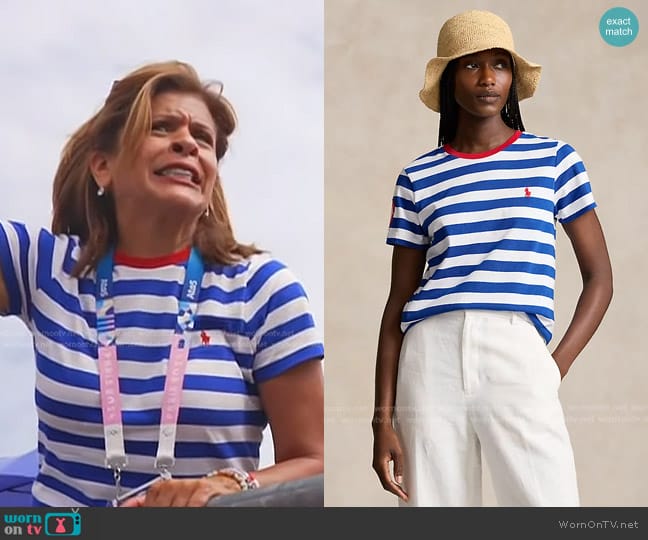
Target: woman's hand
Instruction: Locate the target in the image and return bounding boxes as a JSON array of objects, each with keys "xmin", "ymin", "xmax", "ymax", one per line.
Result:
[
  {"xmin": 372, "ymin": 423, "xmax": 408, "ymax": 502},
  {"xmin": 118, "ymin": 474, "xmax": 241, "ymax": 507}
]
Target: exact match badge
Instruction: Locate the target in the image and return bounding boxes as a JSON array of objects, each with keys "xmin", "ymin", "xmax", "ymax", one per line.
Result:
[{"xmin": 599, "ymin": 7, "xmax": 639, "ymax": 47}]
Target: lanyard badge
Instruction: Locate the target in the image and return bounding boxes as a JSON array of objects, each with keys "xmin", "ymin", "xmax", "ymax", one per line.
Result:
[{"xmin": 96, "ymin": 247, "xmax": 205, "ymax": 505}]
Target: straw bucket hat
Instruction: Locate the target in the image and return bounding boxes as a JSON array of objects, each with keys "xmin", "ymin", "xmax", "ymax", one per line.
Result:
[{"xmin": 419, "ymin": 10, "xmax": 541, "ymax": 112}]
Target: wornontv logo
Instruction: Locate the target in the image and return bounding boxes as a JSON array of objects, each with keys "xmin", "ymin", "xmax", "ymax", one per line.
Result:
[{"xmin": 3, "ymin": 511, "xmax": 81, "ymax": 536}]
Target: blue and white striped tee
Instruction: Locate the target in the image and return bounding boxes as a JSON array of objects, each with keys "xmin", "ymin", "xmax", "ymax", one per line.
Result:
[
  {"xmin": 387, "ymin": 131, "xmax": 596, "ymax": 343},
  {"xmin": 0, "ymin": 223, "xmax": 324, "ymax": 507}
]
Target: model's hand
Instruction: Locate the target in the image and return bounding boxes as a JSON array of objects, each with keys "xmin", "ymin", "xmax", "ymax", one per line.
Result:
[
  {"xmin": 372, "ymin": 423, "xmax": 408, "ymax": 501},
  {"xmin": 119, "ymin": 475, "xmax": 241, "ymax": 507}
]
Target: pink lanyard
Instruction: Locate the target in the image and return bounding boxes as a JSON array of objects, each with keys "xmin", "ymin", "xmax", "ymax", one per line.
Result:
[{"xmin": 96, "ymin": 247, "xmax": 204, "ymax": 500}]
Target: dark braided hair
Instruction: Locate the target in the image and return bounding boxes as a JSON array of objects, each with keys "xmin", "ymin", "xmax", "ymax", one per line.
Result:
[{"xmin": 437, "ymin": 53, "xmax": 525, "ymax": 147}]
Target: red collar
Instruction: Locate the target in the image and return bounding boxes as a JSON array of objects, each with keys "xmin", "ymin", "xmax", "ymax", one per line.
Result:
[{"xmin": 113, "ymin": 246, "xmax": 191, "ymax": 268}]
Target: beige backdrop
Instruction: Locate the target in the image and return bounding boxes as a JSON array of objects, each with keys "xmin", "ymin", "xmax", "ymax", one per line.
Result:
[{"xmin": 325, "ymin": 0, "xmax": 647, "ymax": 506}]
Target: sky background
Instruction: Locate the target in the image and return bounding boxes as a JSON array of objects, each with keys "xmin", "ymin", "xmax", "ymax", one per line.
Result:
[{"xmin": 0, "ymin": 0, "xmax": 323, "ymax": 467}]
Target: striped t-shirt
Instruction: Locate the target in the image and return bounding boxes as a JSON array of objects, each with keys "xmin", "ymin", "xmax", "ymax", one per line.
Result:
[
  {"xmin": 0, "ymin": 223, "xmax": 324, "ymax": 507},
  {"xmin": 387, "ymin": 131, "xmax": 596, "ymax": 343}
]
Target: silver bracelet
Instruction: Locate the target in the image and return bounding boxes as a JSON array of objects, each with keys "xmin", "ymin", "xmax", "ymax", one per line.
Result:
[{"xmin": 206, "ymin": 467, "xmax": 260, "ymax": 490}]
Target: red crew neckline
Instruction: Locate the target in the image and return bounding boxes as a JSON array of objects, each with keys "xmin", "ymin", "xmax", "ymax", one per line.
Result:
[
  {"xmin": 113, "ymin": 246, "xmax": 191, "ymax": 268},
  {"xmin": 444, "ymin": 130, "xmax": 521, "ymax": 159}
]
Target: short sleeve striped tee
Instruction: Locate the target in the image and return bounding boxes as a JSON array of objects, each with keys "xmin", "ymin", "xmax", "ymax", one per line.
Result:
[
  {"xmin": 0, "ymin": 223, "xmax": 324, "ymax": 507},
  {"xmin": 387, "ymin": 131, "xmax": 596, "ymax": 343}
]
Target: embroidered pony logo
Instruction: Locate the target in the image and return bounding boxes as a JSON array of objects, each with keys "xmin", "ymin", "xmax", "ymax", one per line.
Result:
[
  {"xmin": 200, "ymin": 330, "xmax": 211, "ymax": 346},
  {"xmin": 524, "ymin": 188, "xmax": 532, "ymax": 197}
]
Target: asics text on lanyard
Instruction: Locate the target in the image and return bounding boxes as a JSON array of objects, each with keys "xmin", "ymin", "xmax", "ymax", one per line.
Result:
[{"xmin": 96, "ymin": 247, "xmax": 204, "ymax": 496}]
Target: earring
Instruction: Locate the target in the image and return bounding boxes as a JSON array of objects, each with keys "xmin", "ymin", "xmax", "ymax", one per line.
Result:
[
  {"xmin": 97, "ymin": 186, "xmax": 105, "ymax": 197},
  {"xmin": 204, "ymin": 206, "xmax": 210, "ymax": 217}
]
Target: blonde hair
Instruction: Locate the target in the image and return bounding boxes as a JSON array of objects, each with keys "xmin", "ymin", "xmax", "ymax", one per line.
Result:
[{"xmin": 51, "ymin": 60, "xmax": 260, "ymax": 276}]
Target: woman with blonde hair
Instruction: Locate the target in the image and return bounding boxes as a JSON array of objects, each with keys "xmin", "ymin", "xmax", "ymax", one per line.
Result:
[
  {"xmin": 0, "ymin": 61, "xmax": 324, "ymax": 507},
  {"xmin": 372, "ymin": 10, "xmax": 612, "ymax": 506}
]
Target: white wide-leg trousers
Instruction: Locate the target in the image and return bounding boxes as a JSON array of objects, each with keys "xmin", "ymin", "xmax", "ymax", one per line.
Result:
[{"xmin": 394, "ymin": 310, "xmax": 579, "ymax": 507}]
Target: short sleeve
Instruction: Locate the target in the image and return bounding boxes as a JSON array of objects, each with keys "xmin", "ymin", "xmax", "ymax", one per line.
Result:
[
  {"xmin": 0, "ymin": 220, "xmax": 35, "ymax": 324},
  {"xmin": 386, "ymin": 171, "xmax": 430, "ymax": 249},
  {"xmin": 554, "ymin": 143, "xmax": 597, "ymax": 223},
  {"xmin": 246, "ymin": 257, "xmax": 324, "ymax": 383}
]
